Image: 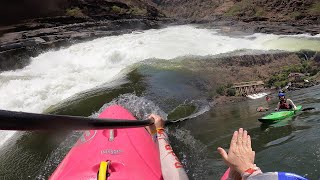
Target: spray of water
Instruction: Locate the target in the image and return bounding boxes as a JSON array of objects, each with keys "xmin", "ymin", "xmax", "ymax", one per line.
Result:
[{"xmin": 94, "ymin": 93, "xmax": 168, "ymax": 120}]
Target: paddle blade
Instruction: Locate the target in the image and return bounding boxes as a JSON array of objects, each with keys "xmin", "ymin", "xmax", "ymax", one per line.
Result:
[
  {"xmin": 301, "ymin": 107, "xmax": 315, "ymax": 111},
  {"xmin": 167, "ymin": 104, "xmax": 196, "ymax": 122}
]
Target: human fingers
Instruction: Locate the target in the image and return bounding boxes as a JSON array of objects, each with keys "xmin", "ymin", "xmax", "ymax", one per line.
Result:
[
  {"xmin": 237, "ymin": 128, "xmax": 243, "ymax": 145},
  {"xmin": 230, "ymin": 130, "xmax": 238, "ymax": 149},
  {"xmin": 247, "ymin": 135, "xmax": 252, "ymax": 149},
  {"xmin": 242, "ymin": 130, "xmax": 248, "ymax": 146},
  {"xmin": 148, "ymin": 114, "xmax": 164, "ymax": 129},
  {"xmin": 217, "ymin": 147, "xmax": 228, "ymax": 162},
  {"xmin": 251, "ymin": 151, "xmax": 255, "ymax": 163},
  {"xmin": 148, "ymin": 114, "xmax": 161, "ymax": 121}
]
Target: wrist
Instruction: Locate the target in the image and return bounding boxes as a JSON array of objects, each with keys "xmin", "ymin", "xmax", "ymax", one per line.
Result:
[
  {"xmin": 244, "ymin": 168, "xmax": 256, "ymax": 174},
  {"xmin": 241, "ymin": 166, "xmax": 260, "ymax": 179},
  {"xmin": 238, "ymin": 164, "xmax": 255, "ymax": 174},
  {"xmin": 151, "ymin": 129, "xmax": 157, "ymax": 135},
  {"xmin": 156, "ymin": 127, "xmax": 165, "ymax": 132}
]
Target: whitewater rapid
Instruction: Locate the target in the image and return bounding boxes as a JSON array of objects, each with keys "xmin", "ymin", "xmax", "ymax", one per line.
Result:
[{"xmin": 0, "ymin": 25, "xmax": 319, "ymax": 146}]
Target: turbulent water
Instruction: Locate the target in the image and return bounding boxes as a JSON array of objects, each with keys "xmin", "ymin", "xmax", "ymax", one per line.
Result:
[
  {"xmin": 1, "ymin": 25, "xmax": 319, "ymax": 113},
  {"xmin": 0, "ymin": 25, "xmax": 319, "ymax": 179}
]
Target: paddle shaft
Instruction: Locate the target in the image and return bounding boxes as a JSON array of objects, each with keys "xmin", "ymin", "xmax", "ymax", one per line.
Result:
[{"xmin": 0, "ymin": 110, "xmax": 154, "ymax": 131}]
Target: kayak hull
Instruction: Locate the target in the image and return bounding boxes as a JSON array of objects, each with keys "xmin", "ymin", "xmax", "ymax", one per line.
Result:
[
  {"xmin": 50, "ymin": 105, "xmax": 162, "ymax": 180},
  {"xmin": 220, "ymin": 168, "xmax": 230, "ymax": 180},
  {"xmin": 258, "ymin": 105, "xmax": 302, "ymax": 123}
]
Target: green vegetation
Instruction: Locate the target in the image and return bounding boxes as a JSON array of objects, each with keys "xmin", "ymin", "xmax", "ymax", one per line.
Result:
[
  {"xmin": 216, "ymin": 85, "xmax": 226, "ymax": 95},
  {"xmin": 289, "ymin": 11, "xmax": 302, "ymax": 19},
  {"xmin": 130, "ymin": 7, "xmax": 148, "ymax": 16},
  {"xmin": 66, "ymin": 7, "xmax": 85, "ymax": 18},
  {"xmin": 225, "ymin": 0, "xmax": 266, "ymax": 18},
  {"xmin": 310, "ymin": 2, "xmax": 320, "ymax": 15},
  {"xmin": 254, "ymin": 7, "xmax": 266, "ymax": 17},
  {"xmin": 111, "ymin": 5, "xmax": 126, "ymax": 14},
  {"xmin": 225, "ymin": 0, "xmax": 248, "ymax": 16},
  {"xmin": 108, "ymin": 4, "xmax": 149, "ymax": 16},
  {"xmin": 267, "ymin": 74, "xmax": 288, "ymax": 89},
  {"xmin": 216, "ymin": 84, "xmax": 235, "ymax": 96},
  {"xmin": 226, "ymin": 88, "xmax": 236, "ymax": 96},
  {"xmin": 266, "ymin": 58, "xmax": 320, "ymax": 88}
]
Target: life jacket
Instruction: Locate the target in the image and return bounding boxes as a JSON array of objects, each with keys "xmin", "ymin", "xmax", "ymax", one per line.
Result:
[{"xmin": 279, "ymin": 100, "xmax": 292, "ymax": 109}]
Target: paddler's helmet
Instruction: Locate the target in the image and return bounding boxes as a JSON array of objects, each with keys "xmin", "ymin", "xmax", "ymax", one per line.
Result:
[
  {"xmin": 247, "ymin": 172, "xmax": 308, "ymax": 180},
  {"xmin": 278, "ymin": 93, "xmax": 285, "ymax": 97}
]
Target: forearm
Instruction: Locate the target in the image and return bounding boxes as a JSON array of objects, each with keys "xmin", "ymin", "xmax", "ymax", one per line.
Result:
[
  {"xmin": 287, "ymin": 99, "xmax": 297, "ymax": 109},
  {"xmin": 157, "ymin": 129, "xmax": 189, "ymax": 180}
]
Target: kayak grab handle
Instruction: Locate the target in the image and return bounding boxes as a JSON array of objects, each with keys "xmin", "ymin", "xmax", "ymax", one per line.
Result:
[{"xmin": 98, "ymin": 161, "xmax": 110, "ymax": 180}]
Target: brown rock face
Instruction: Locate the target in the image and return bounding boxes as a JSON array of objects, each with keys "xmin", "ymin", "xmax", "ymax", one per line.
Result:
[
  {"xmin": 0, "ymin": 0, "xmax": 69, "ymax": 25},
  {"xmin": 153, "ymin": 0, "xmax": 320, "ymax": 23},
  {"xmin": 0, "ymin": 0, "xmax": 163, "ymax": 25}
]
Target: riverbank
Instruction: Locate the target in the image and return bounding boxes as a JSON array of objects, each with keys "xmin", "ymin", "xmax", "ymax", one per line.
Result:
[
  {"xmin": 210, "ymin": 96, "xmax": 248, "ymax": 106},
  {"xmin": 195, "ymin": 19, "xmax": 320, "ymax": 36},
  {"xmin": 155, "ymin": 0, "xmax": 320, "ymax": 35},
  {"xmin": 181, "ymin": 50, "xmax": 320, "ymax": 106}
]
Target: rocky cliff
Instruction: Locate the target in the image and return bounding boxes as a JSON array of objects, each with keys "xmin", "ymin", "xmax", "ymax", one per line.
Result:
[
  {"xmin": 0, "ymin": 0, "xmax": 163, "ymax": 25},
  {"xmin": 154, "ymin": 0, "xmax": 320, "ymax": 23}
]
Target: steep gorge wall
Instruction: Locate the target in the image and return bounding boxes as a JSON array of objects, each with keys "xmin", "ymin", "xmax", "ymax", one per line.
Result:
[
  {"xmin": 0, "ymin": 0, "xmax": 163, "ymax": 25},
  {"xmin": 153, "ymin": 0, "xmax": 320, "ymax": 22}
]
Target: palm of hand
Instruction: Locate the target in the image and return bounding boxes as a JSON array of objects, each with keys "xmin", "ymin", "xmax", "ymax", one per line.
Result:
[{"xmin": 218, "ymin": 128, "xmax": 255, "ymax": 175}]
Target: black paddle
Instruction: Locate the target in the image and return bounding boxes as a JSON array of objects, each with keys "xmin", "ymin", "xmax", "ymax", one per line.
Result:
[
  {"xmin": 0, "ymin": 110, "xmax": 154, "ymax": 131},
  {"xmin": 301, "ymin": 107, "xmax": 315, "ymax": 111}
]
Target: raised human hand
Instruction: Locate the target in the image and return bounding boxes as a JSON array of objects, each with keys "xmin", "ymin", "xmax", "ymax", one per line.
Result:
[{"xmin": 217, "ymin": 128, "xmax": 255, "ymax": 175}]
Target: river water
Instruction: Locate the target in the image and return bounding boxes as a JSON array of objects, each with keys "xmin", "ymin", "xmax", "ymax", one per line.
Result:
[{"xmin": 0, "ymin": 25, "xmax": 319, "ymax": 179}]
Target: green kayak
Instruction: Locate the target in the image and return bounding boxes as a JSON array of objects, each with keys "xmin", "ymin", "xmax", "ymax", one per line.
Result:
[{"xmin": 258, "ymin": 105, "xmax": 302, "ymax": 123}]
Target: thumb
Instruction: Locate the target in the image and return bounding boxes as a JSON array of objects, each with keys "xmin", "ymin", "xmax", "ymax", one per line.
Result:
[{"xmin": 217, "ymin": 147, "xmax": 228, "ymax": 162}]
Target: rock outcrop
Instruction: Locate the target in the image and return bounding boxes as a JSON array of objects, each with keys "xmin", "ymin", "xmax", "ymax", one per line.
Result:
[
  {"xmin": 0, "ymin": 18, "xmax": 171, "ymax": 71},
  {"xmin": 154, "ymin": 0, "xmax": 320, "ymax": 23},
  {"xmin": 153, "ymin": 0, "xmax": 320, "ymax": 35},
  {"xmin": 0, "ymin": 0, "xmax": 170, "ymax": 71}
]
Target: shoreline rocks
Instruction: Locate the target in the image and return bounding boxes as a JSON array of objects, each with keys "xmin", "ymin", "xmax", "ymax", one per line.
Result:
[{"xmin": 189, "ymin": 18, "xmax": 320, "ymax": 36}]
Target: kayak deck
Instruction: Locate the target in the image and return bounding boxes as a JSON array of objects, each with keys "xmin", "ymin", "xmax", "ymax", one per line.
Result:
[
  {"xmin": 50, "ymin": 105, "xmax": 162, "ymax": 180},
  {"xmin": 258, "ymin": 105, "xmax": 302, "ymax": 123}
]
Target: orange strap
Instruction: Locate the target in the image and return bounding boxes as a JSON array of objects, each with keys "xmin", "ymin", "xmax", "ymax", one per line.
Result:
[{"xmin": 244, "ymin": 168, "xmax": 256, "ymax": 174}]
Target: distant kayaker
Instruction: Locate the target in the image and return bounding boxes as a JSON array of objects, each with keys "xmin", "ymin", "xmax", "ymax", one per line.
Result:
[
  {"xmin": 256, "ymin": 95, "xmax": 271, "ymax": 112},
  {"xmin": 265, "ymin": 95, "xmax": 271, "ymax": 102},
  {"xmin": 275, "ymin": 93, "xmax": 297, "ymax": 111},
  {"xmin": 256, "ymin": 106, "xmax": 269, "ymax": 112}
]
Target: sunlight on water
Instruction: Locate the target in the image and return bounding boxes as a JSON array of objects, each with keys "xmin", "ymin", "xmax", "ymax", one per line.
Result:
[{"xmin": 263, "ymin": 37, "xmax": 320, "ymax": 51}]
